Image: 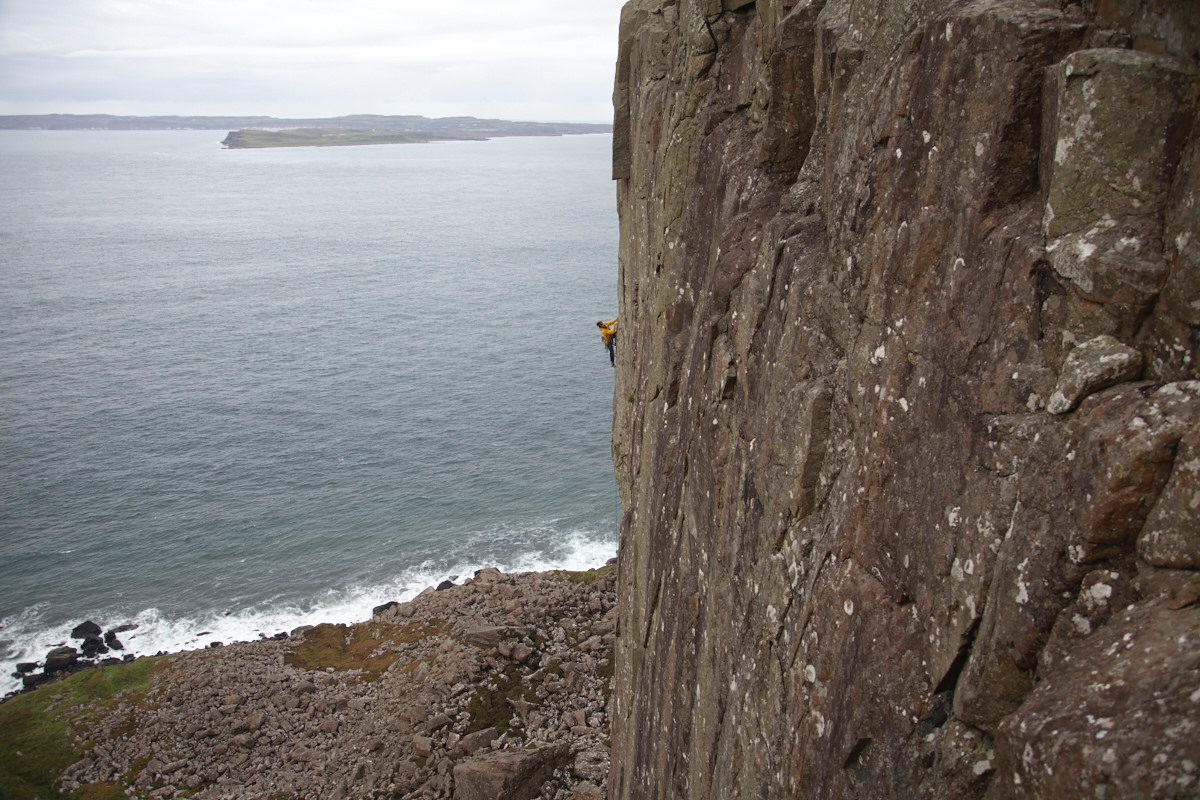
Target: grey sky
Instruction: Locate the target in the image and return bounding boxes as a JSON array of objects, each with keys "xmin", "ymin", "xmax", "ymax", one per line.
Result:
[{"xmin": 0, "ymin": 0, "xmax": 627, "ymax": 122}]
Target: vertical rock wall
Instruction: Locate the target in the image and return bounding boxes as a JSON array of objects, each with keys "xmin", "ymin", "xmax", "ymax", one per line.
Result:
[{"xmin": 608, "ymin": 0, "xmax": 1200, "ymax": 797}]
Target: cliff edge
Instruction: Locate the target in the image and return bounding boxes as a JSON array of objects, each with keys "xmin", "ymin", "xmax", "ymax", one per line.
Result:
[{"xmin": 608, "ymin": 1, "xmax": 1200, "ymax": 798}]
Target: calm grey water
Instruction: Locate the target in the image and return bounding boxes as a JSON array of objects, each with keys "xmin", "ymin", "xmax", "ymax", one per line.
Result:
[{"xmin": 0, "ymin": 131, "xmax": 620, "ymax": 693}]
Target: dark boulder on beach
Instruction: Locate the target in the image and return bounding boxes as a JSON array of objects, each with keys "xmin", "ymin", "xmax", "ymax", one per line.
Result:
[
  {"xmin": 71, "ymin": 620, "xmax": 102, "ymax": 640},
  {"xmin": 22, "ymin": 672, "xmax": 52, "ymax": 689},
  {"xmin": 435, "ymin": 580, "xmax": 454, "ymax": 591},
  {"xmin": 111, "ymin": 623, "xmax": 139, "ymax": 634},
  {"xmin": 372, "ymin": 601, "xmax": 400, "ymax": 616},
  {"xmin": 15, "ymin": 662, "xmax": 37, "ymax": 674},
  {"xmin": 103, "ymin": 630, "xmax": 124, "ymax": 650},
  {"xmin": 44, "ymin": 646, "xmax": 78, "ymax": 673},
  {"xmin": 80, "ymin": 636, "xmax": 109, "ymax": 659}
]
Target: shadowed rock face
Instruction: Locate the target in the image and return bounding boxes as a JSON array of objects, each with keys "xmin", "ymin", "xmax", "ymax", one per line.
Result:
[{"xmin": 607, "ymin": 1, "xmax": 1200, "ymax": 798}]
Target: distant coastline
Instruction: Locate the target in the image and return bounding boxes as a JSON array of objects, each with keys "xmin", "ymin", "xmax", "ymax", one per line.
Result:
[
  {"xmin": 0, "ymin": 113, "xmax": 611, "ymax": 134},
  {"xmin": 0, "ymin": 114, "xmax": 612, "ymax": 149},
  {"xmin": 219, "ymin": 128, "xmax": 483, "ymax": 149}
]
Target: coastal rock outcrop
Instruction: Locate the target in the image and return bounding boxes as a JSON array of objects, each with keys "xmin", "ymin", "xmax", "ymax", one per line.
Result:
[{"xmin": 608, "ymin": 0, "xmax": 1200, "ymax": 798}]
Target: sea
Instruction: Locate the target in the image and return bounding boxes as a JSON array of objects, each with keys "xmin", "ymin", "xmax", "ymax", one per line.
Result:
[{"xmin": 0, "ymin": 130, "xmax": 621, "ymax": 697}]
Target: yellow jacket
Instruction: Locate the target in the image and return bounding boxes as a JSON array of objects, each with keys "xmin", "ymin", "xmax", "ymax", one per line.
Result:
[{"xmin": 598, "ymin": 317, "xmax": 618, "ymax": 345}]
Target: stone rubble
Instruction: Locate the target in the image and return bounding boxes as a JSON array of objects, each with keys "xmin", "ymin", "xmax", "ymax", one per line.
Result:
[{"xmin": 55, "ymin": 567, "xmax": 616, "ymax": 800}]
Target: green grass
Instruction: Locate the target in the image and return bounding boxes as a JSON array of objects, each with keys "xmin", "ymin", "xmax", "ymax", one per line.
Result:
[
  {"xmin": 558, "ymin": 563, "xmax": 617, "ymax": 585},
  {"xmin": 463, "ymin": 662, "xmax": 536, "ymax": 737},
  {"xmin": 284, "ymin": 620, "xmax": 449, "ymax": 680},
  {"xmin": 0, "ymin": 657, "xmax": 163, "ymax": 800}
]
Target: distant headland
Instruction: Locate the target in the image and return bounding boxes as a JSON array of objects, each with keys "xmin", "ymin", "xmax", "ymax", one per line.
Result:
[{"xmin": 0, "ymin": 114, "xmax": 613, "ymax": 149}]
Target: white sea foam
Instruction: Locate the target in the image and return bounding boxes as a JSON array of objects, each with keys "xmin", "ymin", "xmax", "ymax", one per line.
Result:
[{"xmin": 1, "ymin": 532, "xmax": 616, "ymax": 699}]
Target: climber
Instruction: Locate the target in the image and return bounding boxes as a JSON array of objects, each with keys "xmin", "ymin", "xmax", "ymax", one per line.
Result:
[{"xmin": 597, "ymin": 317, "xmax": 618, "ymax": 366}]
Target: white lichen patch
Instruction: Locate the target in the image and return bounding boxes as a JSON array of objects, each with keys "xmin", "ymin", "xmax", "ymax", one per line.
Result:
[
  {"xmin": 1015, "ymin": 559, "xmax": 1031, "ymax": 605},
  {"xmin": 1054, "ymin": 136, "xmax": 1073, "ymax": 166}
]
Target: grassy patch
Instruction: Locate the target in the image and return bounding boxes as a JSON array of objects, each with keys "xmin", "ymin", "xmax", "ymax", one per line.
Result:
[
  {"xmin": 463, "ymin": 662, "xmax": 535, "ymax": 737},
  {"xmin": 558, "ymin": 564, "xmax": 616, "ymax": 585},
  {"xmin": 284, "ymin": 620, "xmax": 448, "ymax": 680},
  {"xmin": 0, "ymin": 657, "xmax": 163, "ymax": 800},
  {"xmin": 70, "ymin": 782, "xmax": 127, "ymax": 800}
]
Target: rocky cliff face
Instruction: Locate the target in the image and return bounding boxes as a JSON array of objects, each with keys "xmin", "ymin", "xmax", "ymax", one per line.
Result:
[{"xmin": 607, "ymin": 1, "xmax": 1200, "ymax": 797}]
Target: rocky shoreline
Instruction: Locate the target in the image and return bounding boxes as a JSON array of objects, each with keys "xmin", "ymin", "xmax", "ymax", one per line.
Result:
[
  {"xmin": 9, "ymin": 620, "xmax": 155, "ymax": 697},
  {"xmin": 31, "ymin": 565, "xmax": 616, "ymax": 799}
]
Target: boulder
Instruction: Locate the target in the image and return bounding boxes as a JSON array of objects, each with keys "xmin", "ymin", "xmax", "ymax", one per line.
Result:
[
  {"xmin": 460, "ymin": 626, "xmax": 506, "ymax": 649},
  {"xmin": 15, "ymin": 662, "xmax": 37, "ymax": 674},
  {"xmin": 372, "ymin": 601, "xmax": 400, "ymax": 616},
  {"xmin": 44, "ymin": 646, "xmax": 78, "ymax": 673},
  {"xmin": 70, "ymin": 620, "xmax": 102, "ymax": 640},
  {"xmin": 452, "ymin": 743, "xmax": 569, "ymax": 800},
  {"xmin": 1046, "ymin": 335, "xmax": 1143, "ymax": 414},
  {"xmin": 436, "ymin": 580, "xmax": 455, "ymax": 591},
  {"xmin": 1042, "ymin": 49, "xmax": 1199, "ymax": 309},
  {"xmin": 458, "ymin": 727, "xmax": 498, "ymax": 756},
  {"xmin": 473, "ymin": 567, "xmax": 507, "ymax": 583},
  {"xmin": 22, "ymin": 672, "xmax": 52, "ymax": 689},
  {"xmin": 460, "ymin": 626, "xmax": 526, "ymax": 649},
  {"xmin": 425, "ymin": 713, "xmax": 452, "ymax": 733},
  {"xmin": 103, "ymin": 630, "xmax": 124, "ymax": 651},
  {"xmin": 80, "ymin": 635, "xmax": 109, "ymax": 658}
]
